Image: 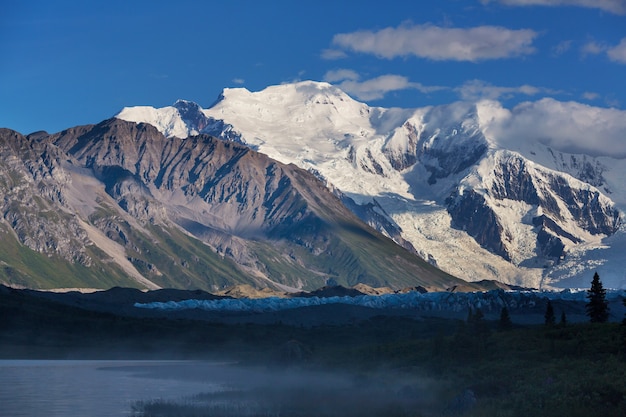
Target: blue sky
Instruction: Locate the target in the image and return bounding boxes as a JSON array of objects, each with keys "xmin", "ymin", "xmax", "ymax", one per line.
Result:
[{"xmin": 2, "ymin": 0, "xmax": 625, "ymax": 136}]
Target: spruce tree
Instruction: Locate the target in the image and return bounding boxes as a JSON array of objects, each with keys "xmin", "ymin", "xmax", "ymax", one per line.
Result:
[
  {"xmin": 467, "ymin": 307, "xmax": 474, "ymax": 323},
  {"xmin": 499, "ymin": 306, "xmax": 512, "ymax": 331},
  {"xmin": 621, "ymin": 297, "xmax": 626, "ymax": 352},
  {"xmin": 466, "ymin": 307, "xmax": 487, "ymax": 332},
  {"xmin": 473, "ymin": 308, "xmax": 484, "ymax": 322},
  {"xmin": 586, "ymin": 272, "xmax": 609, "ymax": 323},
  {"xmin": 544, "ymin": 300, "xmax": 556, "ymax": 326}
]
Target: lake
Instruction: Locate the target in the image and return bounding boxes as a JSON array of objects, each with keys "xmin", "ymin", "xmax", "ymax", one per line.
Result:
[
  {"xmin": 0, "ymin": 360, "xmax": 229, "ymax": 417},
  {"xmin": 0, "ymin": 359, "xmax": 439, "ymax": 416}
]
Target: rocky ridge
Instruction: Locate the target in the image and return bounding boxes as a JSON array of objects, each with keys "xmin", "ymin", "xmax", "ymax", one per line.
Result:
[
  {"xmin": 0, "ymin": 120, "xmax": 472, "ymax": 292},
  {"xmin": 116, "ymin": 81, "xmax": 626, "ymax": 289}
]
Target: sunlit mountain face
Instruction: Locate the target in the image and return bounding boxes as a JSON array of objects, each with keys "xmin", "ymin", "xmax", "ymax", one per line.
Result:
[
  {"xmin": 0, "ymin": 118, "xmax": 468, "ymax": 292},
  {"xmin": 118, "ymin": 81, "xmax": 626, "ymax": 290}
]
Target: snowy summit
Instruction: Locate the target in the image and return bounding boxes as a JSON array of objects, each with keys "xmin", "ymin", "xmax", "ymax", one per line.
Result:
[{"xmin": 117, "ymin": 81, "xmax": 626, "ymax": 289}]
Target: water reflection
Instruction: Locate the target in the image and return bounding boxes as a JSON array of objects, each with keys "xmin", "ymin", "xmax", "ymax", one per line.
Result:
[
  {"xmin": 0, "ymin": 360, "xmax": 440, "ymax": 417},
  {"xmin": 0, "ymin": 360, "xmax": 226, "ymax": 417},
  {"xmin": 129, "ymin": 365, "xmax": 438, "ymax": 417}
]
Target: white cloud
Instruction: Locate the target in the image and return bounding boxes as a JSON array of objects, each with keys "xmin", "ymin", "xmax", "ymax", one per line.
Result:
[
  {"xmin": 581, "ymin": 41, "xmax": 607, "ymax": 56},
  {"xmin": 581, "ymin": 38, "xmax": 626, "ymax": 63},
  {"xmin": 481, "ymin": 0, "xmax": 626, "ymax": 15},
  {"xmin": 552, "ymin": 40, "xmax": 572, "ymax": 56},
  {"xmin": 232, "ymin": 78, "xmax": 245, "ymax": 85},
  {"xmin": 490, "ymin": 98, "xmax": 626, "ymax": 157},
  {"xmin": 320, "ymin": 48, "xmax": 347, "ymax": 60},
  {"xmin": 323, "ymin": 69, "xmax": 360, "ymax": 83},
  {"xmin": 330, "ymin": 23, "xmax": 537, "ymax": 62},
  {"xmin": 457, "ymin": 79, "xmax": 549, "ymax": 101},
  {"xmin": 582, "ymin": 91, "xmax": 600, "ymax": 100},
  {"xmin": 326, "ymin": 73, "xmax": 557, "ymax": 103},
  {"xmin": 607, "ymin": 38, "xmax": 626, "ymax": 63},
  {"xmin": 324, "ymin": 71, "xmax": 445, "ymax": 101},
  {"xmin": 606, "ymin": 98, "xmax": 622, "ymax": 107},
  {"xmin": 335, "ymin": 75, "xmax": 416, "ymax": 101}
]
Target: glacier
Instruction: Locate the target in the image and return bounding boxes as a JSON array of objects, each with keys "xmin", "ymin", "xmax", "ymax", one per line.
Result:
[
  {"xmin": 116, "ymin": 81, "xmax": 626, "ymax": 290},
  {"xmin": 134, "ymin": 289, "xmax": 626, "ymax": 316}
]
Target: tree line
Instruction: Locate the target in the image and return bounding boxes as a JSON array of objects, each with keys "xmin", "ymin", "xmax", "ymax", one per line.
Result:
[{"xmin": 497, "ymin": 271, "xmax": 622, "ymax": 330}]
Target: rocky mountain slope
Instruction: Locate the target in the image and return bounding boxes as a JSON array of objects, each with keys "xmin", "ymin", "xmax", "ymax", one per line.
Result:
[
  {"xmin": 117, "ymin": 81, "xmax": 626, "ymax": 289},
  {"xmin": 0, "ymin": 120, "xmax": 469, "ymax": 292}
]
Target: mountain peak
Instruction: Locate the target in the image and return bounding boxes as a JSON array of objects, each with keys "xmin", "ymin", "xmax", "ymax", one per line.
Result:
[
  {"xmin": 173, "ymin": 99, "xmax": 202, "ymax": 111},
  {"xmin": 1, "ymin": 120, "xmax": 468, "ymax": 292},
  {"xmin": 116, "ymin": 99, "xmax": 208, "ymax": 139},
  {"xmin": 112, "ymin": 81, "xmax": 626, "ymax": 289},
  {"xmin": 214, "ymin": 81, "xmax": 358, "ymax": 111}
]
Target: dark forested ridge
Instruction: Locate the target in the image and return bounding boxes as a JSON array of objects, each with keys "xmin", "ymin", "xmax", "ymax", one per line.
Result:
[{"xmin": 1, "ymin": 283, "xmax": 626, "ymax": 416}]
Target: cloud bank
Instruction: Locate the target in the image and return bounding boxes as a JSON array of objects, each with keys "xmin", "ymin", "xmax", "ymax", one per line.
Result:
[
  {"xmin": 481, "ymin": 0, "xmax": 626, "ymax": 15},
  {"xmin": 323, "ymin": 70, "xmax": 444, "ymax": 101},
  {"xmin": 457, "ymin": 79, "xmax": 554, "ymax": 101},
  {"xmin": 326, "ymin": 69, "xmax": 558, "ymax": 103},
  {"xmin": 329, "ymin": 24, "xmax": 537, "ymax": 62},
  {"xmin": 581, "ymin": 38, "xmax": 626, "ymax": 63},
  {"xmin": 608, "ymin": 38, "xmax": 626, "ymax": 63},
  {"xmin": 485, "ymin": 98, "xmax": 626, "ymax": 157}
]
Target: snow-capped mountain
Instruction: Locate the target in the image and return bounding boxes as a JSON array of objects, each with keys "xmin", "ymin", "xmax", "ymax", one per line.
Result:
[
  {"xmin": 1, "ymin": 120, "xmax": 468, "ymax": 292},
  {"xmin": 117, "ymin": 81, "xmax": 626, "ymax": 289}
]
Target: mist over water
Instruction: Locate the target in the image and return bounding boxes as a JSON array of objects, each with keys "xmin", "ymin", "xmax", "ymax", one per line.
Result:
[
  {"xmin": 0, "ymin": 360, "xmax": 447, "ymax": 417},
  {"xmin": 127, "ymin": 364, "xmax": 447, "ymax": 417},
  {"xmin": 0, "ymin": 360, "xmax": 227, "ymax": 417}
]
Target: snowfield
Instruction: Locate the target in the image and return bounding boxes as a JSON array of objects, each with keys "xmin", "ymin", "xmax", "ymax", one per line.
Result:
[{"xmin": 117, "ymin": 81, "xmax": 626, "ymax": 289}]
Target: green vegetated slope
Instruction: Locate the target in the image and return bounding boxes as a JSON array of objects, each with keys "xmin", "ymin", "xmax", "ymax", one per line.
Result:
[
  {"xmin": 0, "ymin": 121, "xmax": 477, "ymax": 292},
  {"xmin": 251, "ymin": 221, "xmax": 463, "ymax": 291},
  {"xmin": 255, "ymin": 164, "xmax": 471, "ymax": 291},
  {"xmin": 0, "ymin": 222, "xmax": 135, "ymax": 289},
  {"xmin": 112, "ymin": 221, "xmax": 256, "ymax": 290},
  {"xmin": 320, "ymin": 321, "xmax": 626, "ymax": 417}
]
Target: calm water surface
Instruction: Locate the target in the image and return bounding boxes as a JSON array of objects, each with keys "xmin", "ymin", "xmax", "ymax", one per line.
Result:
[{"xmin": 0, "ymin": 360, "xmax": 229, "ymax": 417}]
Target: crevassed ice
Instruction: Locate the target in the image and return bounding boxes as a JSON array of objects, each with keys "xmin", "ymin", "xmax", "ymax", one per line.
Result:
[{"xmin": 133, "ymin": 289, "xmax": 625, "ymax": 313}]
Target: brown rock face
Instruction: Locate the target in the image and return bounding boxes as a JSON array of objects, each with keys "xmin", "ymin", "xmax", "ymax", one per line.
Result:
[{"xmin": 0, "ymin": 120, "xmax": 468, "ymax": 292}]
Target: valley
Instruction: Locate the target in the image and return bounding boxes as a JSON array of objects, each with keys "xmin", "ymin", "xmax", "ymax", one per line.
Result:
[
  {"xmin": 4, "ymin": 2, "xmax": 626, "ymax": 416},
  {"xmin": 1, "ymin": 284, "xmax": 625, "ymax": 416}
]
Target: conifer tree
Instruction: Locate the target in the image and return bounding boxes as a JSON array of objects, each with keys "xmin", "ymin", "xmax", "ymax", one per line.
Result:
[
  {"xmin": 544, "ymin": 300, "xmax": 556, "ymax": 326},
  {"xmin": 499, "ymin": 306, "xmax": 512, "ymax": 331},
  {"xmin": 559, "ymin": 310, "xmax": 567, "ymax": 327},
  {"xmin": 473, "ymin": 308, "xmax": 484, "ymax": 322},
  {"xmin": 586, "ymin": 272, "xmax": 609, "ymax": 323},
  {"xmin": 466, "ymin": 307, "xmax": 487, "ymax": 333},
  {"xmin": 621, "ymin": 297, "xmax": 626, "ymax": 352}
]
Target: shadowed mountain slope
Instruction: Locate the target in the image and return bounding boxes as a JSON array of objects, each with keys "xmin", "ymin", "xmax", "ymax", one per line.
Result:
[
  {"xmin": 0, "ymin": 120, "xmax": 474, "ymax": 291},
  {"xmin": 117, "ymin": 81, "xmax": 625, "ymax": 289}
]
